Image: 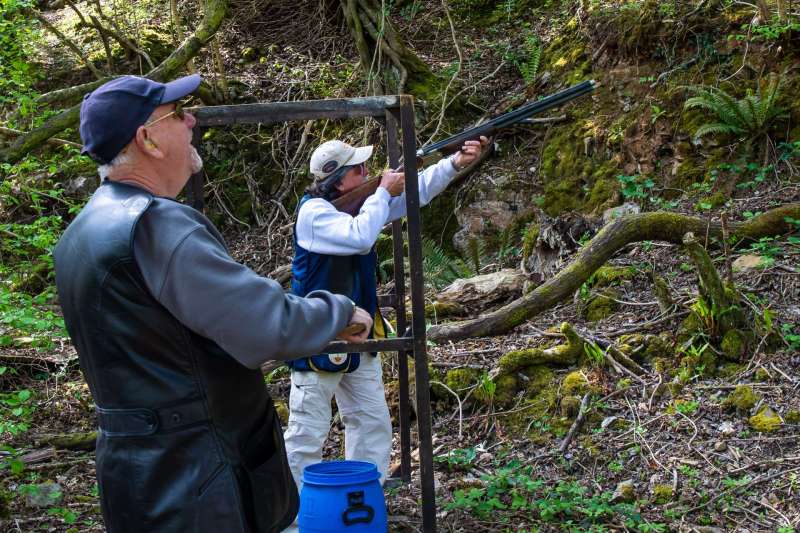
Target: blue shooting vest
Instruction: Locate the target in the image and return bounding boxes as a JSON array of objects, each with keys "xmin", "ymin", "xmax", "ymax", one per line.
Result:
[{"xmin": 287, "ymin": 195, "xmax": 378, "ymax": 373}]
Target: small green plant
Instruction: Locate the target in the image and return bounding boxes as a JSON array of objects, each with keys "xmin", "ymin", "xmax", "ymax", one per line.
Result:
[
  {"xmin": 516, "ymin": 34, "xmax": 542, "ymax": 83},
  {"xmin": 435, "ymin": 447, "xmax": 476, "ymax": 471},
  {"xmin": 0, "ymin": 389, "xmax": 35, "ymax": 436},
  {"xmin": 583, "ymin": 341, "xmax": 606, "ymax": 366},
  {"xmin": 673, "ymin": 400, "xmax": 699, "ymax": 415},
  {"xmin": 421, "ymin": 237, "xmax": 475, "ymax": 290},
  {"xmin": 748, "ymin": 236, "xmax": 782, "ymax": 266},
  {"xmin": 48, "ymin": 507, "xmax": 78, "ymax": 524},
  {"xmin": 475, "ymin": 372, "xmax": 496, "ymax": 402},
  {"xmin": 617, "ymin": 174, "xmax": 654, "ymax": 201},
  {"xmin": 650, "ymin": 104, "xmax": 667, "ymax": 124},
  {"xmin": 781, "ymin": 323, "xmax": 800, "ymax": 351},
  {"xmin": 683, "ymin": 76, "xmax": 787, "ymax": 149}
]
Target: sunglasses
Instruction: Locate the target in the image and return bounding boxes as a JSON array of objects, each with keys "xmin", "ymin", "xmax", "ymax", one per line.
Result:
[{"xmin": 143, "ymin": 100, "xmax": 188, "ymax": 127}]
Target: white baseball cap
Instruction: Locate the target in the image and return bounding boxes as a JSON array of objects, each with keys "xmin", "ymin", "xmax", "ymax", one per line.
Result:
[{"xmin": 310, "ymin": 140, "xmax": 373, "ymax": 179}]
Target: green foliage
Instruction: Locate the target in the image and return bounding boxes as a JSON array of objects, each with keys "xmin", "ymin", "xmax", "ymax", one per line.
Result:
[
  {"xmin": 617, "ymin": 174, "xmax": 653, "ymax": 201},
  {"xmin": 672, "ymin": 399, "xmax": 699, "ymax": 415},
  {"xmin": 683, "ymin": 77, "xmax": 787, "ymax": 143},
  {"xmin": 0, "ymin": 389, "xmax": 35, "ymax": 437},
  {"xmin": 747, "ymin": 236, "xmax": 782, "ymax": 267},
  {"xmin": 0, "ymin": 287, "xmax": 67, "ymax": 349},
  {"xmin": 781, "ymin": 323, "xmax": 800, "ymax": 352},
  {"xmin": 514, "ymin": 34, "xmax": 542, "ymax": 83},
  {"xmin": 435, "ymin": 447, "xmax": 476, "ymax": 471},
  {"xmin": 421, "ymin": 237, "xmax": 475, "ymax": 290},
  {"xmin": 0, "ymin": 0, "xmax": 42, "ymax": 120},
  {"xmin": 445, "ymin": 462, "xmax": 664, "ymax": 530},
  {"xmin": 583, "ymin": 341, "xmax": 605, "ymax": 366}
]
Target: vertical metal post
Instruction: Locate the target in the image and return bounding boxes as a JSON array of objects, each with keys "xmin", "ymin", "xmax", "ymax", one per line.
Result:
[
  {"xmin": 187, "ymin": 126, "xmax": 205, "ymax": 212},
  {"xmin": 385, "ymin": 109, "xmax": 411, "ymax": 483},
  {"xmin": 399, "ymin": 96, "xmax": 436, "ymax": 532}
]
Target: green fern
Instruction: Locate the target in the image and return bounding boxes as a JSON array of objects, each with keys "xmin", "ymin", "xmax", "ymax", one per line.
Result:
[
  {"xmin": 684, "ymin": 76, "xmax": 787, "ymax": 143},
  {"xmin": 518, "ymin": 35, "xmax": 542, "ymax": 83},
  {"xmin": 421, "ymin": 237, "xmax": 475, "ymax": 290}
]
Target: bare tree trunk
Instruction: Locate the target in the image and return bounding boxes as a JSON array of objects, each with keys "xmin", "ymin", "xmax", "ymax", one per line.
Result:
[
  {"xmin": 339, "ymin": 0, "xmax": 436, "ymax": 95},
  {"xmin": 427, "ymin": 204, "xmax": 800, "ymax": 343},
  {"xmin": 0, "ymin": 0, "xmax": 229, "ymax": 165}
]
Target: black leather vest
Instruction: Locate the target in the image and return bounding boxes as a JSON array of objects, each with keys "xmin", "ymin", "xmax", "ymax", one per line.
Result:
[{"xmin": 54, "ymin": 182, "xmax": 298, "ymax": 532}]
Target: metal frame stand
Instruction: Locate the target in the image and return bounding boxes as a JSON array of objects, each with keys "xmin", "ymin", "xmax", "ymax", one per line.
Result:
[{"xmin": 191, "ymin": 95, "xmax": 436, "ymax": 532}]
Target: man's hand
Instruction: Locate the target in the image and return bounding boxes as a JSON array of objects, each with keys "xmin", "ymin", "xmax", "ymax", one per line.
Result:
[
  {"xmin": 451, "ymin": 135, "xmax": 490, "ymax": 171},
  {"xmin": 336, "ymin": 306, "xmax": 373, "ymax": 343},
  {"xmin": 379, "ymin": 170, "xmax": 405, "ymax": 197}
]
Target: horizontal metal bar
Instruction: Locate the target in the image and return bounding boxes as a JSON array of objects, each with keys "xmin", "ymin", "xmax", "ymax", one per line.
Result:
[
  {"xmin": 193, "ymin": 96, "xmax": 401, "ymax": 126},
  {"xmin": 377, "ymin": 293, "xmax": 397, "ymax": 308},
  {"xmin": 322, "ymin": 337, "xmax": 414, "ymax": 354}
]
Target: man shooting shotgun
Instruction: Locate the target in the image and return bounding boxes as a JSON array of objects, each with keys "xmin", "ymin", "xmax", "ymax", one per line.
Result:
[
  {"xmin": 332, "ymin": 79, "xmax": 597, "ymax": 215},
  {"xmin": 282, "ymin": 80, "xmax": 596, "ymax": 501}
]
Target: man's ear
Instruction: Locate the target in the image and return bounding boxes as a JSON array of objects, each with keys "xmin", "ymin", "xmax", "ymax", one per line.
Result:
[{"xmin": 135, "ymin": 127, "xmax": 165, "ymax": 159}]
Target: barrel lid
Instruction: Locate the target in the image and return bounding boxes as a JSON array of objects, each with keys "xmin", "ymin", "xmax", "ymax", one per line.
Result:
[{"xmin": 302, "ymin": 460, "xmax": 380, "ymax": 486}]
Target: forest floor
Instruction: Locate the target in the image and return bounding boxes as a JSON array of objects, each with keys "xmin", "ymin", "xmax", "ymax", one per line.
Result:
[{"xmin": 1, "ymin": 182, "xmax": 798, "ymax": 532}]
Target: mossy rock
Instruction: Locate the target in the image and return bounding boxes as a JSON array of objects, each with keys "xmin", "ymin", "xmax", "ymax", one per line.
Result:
[
  {"xmin": 720, "ymin": 329, "xmax": 748, "ymax": 361},
  {"xmin": 784, "ymin": 410, "xmax": 800, "ymax": 424},
  {"xmin": 749, "ymin": 406, "xmax": 782, "ymax": 432},
  {"xmin": 643, "ymin": 333, "xmax": 673, "ymax": 362},
  {"xmin": 561, "ymin": 370, "xmax": 590, "ymax": 396},
  {"xmin": 651, "ymin": 357, "xmax": 674, "ymax": 374},
  {"xmin": 560, "ymin": 394, "xmax": 582, "ymax": 417},
  {"xmin": 592, "ymin": 265, "xmax": 636, "ymax": 288},
  {"xmin": 444, "ymin": 367, "xmax": 482, "ymax": 393},
  {"xmin": 652, "ymin": 484, "xmax": 674, "ymax": 504},
  {"xmin": 753, "ymin": 367, "xmax": 771, "ymax": 382},
  {"xmin": 694, "ymin": 191, "xmax": 727, "ymax": 211},
  {"xmin": 722, "ymin": 385, "xmax": 758, "ymax": 413},
  {"xmin": 716, "ymin": 362, "xmax": 745, "ymax": 379},
  {"xmin": 583, "ymin": 289, "xmax": 620, "ymax": 322},
  {"xmin": 138, "ymin": 28, "xmax": 173, "ymax": 65}
]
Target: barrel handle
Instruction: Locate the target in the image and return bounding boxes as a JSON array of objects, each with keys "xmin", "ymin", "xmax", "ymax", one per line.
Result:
[{"xmin": 342, "ymin": 490, "xmax": 375, "ymax": 526}]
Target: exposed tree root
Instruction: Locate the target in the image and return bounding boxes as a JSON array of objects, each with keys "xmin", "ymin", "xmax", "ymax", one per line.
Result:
[{"xmin": 428, "ymin": 204, "xmax": 800, "ymax": 343}]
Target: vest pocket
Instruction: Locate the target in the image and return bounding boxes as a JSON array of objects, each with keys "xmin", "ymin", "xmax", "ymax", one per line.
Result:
[
  {"xmin": 244, "ymin": 413, "xmax": 299, "ymax": 532},
  {"xmin": 197, "ymin": 463, "xmax": 247, "ymax": 532}
]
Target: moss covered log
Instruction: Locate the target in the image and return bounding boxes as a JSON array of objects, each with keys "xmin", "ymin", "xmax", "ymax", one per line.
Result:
[{"xmin": 428, "ymin": 204, "xmax": 800, "ymax": 342}]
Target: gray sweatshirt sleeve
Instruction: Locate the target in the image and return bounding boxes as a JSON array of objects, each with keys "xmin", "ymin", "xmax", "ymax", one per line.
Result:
[{"xmin": 133, "ymin": 202, "xmax": 353, "ymax": 369}]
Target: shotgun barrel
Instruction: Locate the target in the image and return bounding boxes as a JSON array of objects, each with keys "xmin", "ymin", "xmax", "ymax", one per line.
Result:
[{"xmin": 331, "ymin": 80, "xmax": 597, "ymax": 216}]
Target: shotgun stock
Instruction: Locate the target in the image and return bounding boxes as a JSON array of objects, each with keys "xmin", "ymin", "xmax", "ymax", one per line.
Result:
[{"xmin": 331, "ymin": 80, "xmax": 596, "ymax": 216}]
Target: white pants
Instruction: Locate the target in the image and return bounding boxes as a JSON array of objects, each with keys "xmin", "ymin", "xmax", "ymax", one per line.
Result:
[{"xmin": 283, "ymin": 353, "xmax": 392, "ymax": 492}]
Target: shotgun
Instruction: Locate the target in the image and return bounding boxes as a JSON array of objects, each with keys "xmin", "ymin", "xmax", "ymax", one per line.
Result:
[{"xmin": 331, "ymin": 79, "xmax": 597, "ymax": 216}]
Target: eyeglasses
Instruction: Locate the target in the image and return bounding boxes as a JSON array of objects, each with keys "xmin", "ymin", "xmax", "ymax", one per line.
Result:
[{"xmin": 143, "ymin": 101, "xmax": 187, "ymax": 128}]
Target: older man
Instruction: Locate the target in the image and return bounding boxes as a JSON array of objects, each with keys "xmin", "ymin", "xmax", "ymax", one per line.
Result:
[
  {"xmin": 284, "ymin": 136, "xmax": 487, "ymax": 493},
  {"xmin": 54, "ymin": 74, "xmax": 372, "ymax": 533}
]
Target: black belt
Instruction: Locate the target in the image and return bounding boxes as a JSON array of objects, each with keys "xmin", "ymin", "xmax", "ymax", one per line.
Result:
[{"xmin": 97, "ymin": 398, "xmax": 208, "ymax": 437}]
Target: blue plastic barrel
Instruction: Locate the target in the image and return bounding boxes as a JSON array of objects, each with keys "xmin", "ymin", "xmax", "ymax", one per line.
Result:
[{"xmin": 298, "ymin": 460, "xmax": 387, "ymax": 532}]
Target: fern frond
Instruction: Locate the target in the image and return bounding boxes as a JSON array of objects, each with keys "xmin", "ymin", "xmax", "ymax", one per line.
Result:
[{"xmin": 693, "ymin": 122, "xmax": 743, "ymax": 140}]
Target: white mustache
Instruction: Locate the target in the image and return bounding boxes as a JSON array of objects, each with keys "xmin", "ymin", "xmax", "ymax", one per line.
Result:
[{"xmin": 190, "ymin": 145, "xmax": 203, "ymax": 173}]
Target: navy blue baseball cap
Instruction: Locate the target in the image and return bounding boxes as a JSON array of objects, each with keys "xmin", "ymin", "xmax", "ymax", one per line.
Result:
[{"xmin": 79, "ymin": 74, "xmax": 201, "ymax": 164}]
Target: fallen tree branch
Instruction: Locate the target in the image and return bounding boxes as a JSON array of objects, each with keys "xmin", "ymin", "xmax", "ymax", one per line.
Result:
[
  {"xmin": 559, "ymin": 393, "xmax": 591, "ymax": 454},
  {"xmin": 0, "ymin": 126, "xmax": 81, "ymax": 148},
  {"xmin": 428, "ymin": 205, "xmax": 800, "ymax": 342},
  {"xmin": 0, "ymin": 0, "xmax": 229, "ymax": 165}
]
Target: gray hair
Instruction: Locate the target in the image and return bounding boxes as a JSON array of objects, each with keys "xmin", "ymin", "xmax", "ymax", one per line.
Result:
[{"xmin": 97, "ymin": 150, "xmax": 132, "ymax": 180}]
